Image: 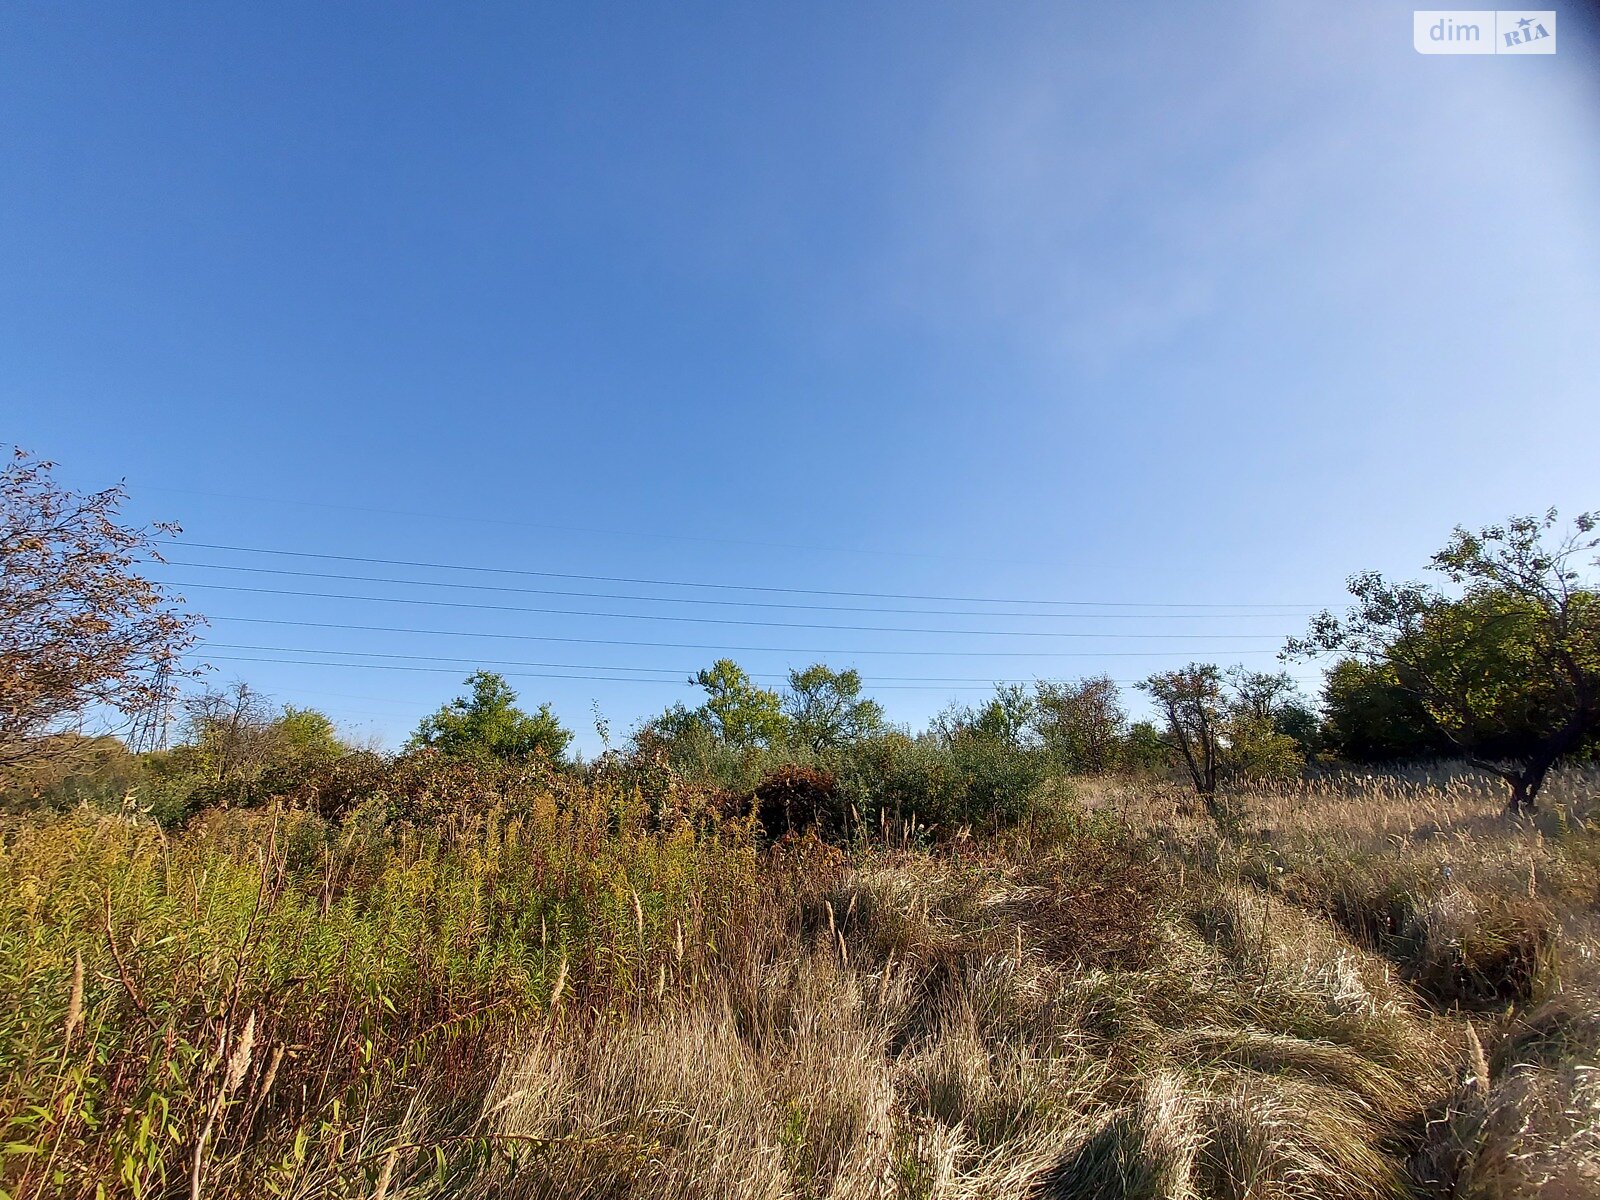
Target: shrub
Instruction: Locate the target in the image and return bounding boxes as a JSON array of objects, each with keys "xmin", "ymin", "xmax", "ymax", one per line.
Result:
[
  {"xmin": 749, "ymin": 764, "xmax": 842, "ymax": 840},
  {"xmin": 834, "ymin": 731, "xmax": 1051, "ymax": 834}
]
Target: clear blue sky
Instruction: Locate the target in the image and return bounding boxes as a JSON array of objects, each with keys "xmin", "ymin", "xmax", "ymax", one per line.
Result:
[{"xmin": 5, "ymin": 2, "xmax": 1598, "ymax": 753}]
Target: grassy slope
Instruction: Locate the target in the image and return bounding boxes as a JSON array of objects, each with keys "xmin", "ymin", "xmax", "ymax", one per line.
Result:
[{"xmin": 2, "ymin": 770, "xmax": 1597, "ymax": 1199}]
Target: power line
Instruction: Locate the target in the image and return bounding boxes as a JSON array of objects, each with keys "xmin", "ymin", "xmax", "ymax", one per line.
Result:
[
  {"xmin": 136, "ymin": 484, "xmax": 1210, "ymax": 573},
  {"xmin": 201, "ymin": 654, "xmax": 705, "ymax": 687},
  {"xmin": 156, "ymin": 558, "xmax": 1310, "ymax": 621},
  {"xmin": 157, "ymin": 540, "xmax": 1326, "ymax": 610},
  {"xmin": 162, "ymin": 580, "xmax": 1295, "ymax": 640},
  {"xmin": 197, "ymin": 652, "xmax": 1195, "ymax": 692},
  {"xmin": 201, "ymin": 640, "xmax": 1301, "ymax": 686},
  {"xmin": 143, "ymin": 485, "xmax": 1033, "ymax": 564},
  {"xmin": 206, "ymin": 613, "xmax": 1288, "ymax": 657}
]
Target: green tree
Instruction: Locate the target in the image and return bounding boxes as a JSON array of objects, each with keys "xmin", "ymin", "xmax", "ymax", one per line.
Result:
[
  {"xmin": 1139, "ymin": 664, "xmax": 1305, "ymax": 807},
  {"xmin": 1139, "ymin": 665, "xmax": 1226, "ymax": 800},
  {"xmin": 934, "ymin": 684, "xmax": 1036, "ymax": 749},
  {"xmin": 180, "ymin": 682, "xmax": 280, "ymax": 786},
  {"xmin": 155, "ymin": 684, "xmax": 350, "ymax": 813},
  {"xmin": 1119, "ymin": 720, "xmax": 1169, "ymax": 774},
  {"xmin": 1224, "ymin": 667, "xmax": 1314, "ymax": 774},
  {"xmin": 1320, "ymin": 658, "xmax": 1443, "ymax": 763},
  {"xmin": 688, "ymin": 659, "xmax": 790, "ymax": 749},
  {"xmin": 1032, "ymin": 676, "xmax": 1127, "ymax": 772},
  {"xmin": 409, "ymin": 671, "xmax": 572, "ymax": 764},
  {"xmin": 273, "ymin": 706, "xmax": 348, "ymax": 765},
  {"xmin": 1287, "ymin": 510, "xmax": 1600, "ymax": 812},
  {"xmin": 783, "ymin": 664, "xmax": 884, "ymax": 752}
]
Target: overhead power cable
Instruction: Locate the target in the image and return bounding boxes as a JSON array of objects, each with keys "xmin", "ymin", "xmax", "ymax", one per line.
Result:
[
  {"xmin": 138, "ymin": 484, "xmax": 1272, "ymax": 572},
  {"xmin": 202, "ymin": 640, "xmax": 1280, "ymax": 686},
  {"xmin": 157, "ymin": 540, "xmax": 1325, "ymax": 610},
  {"xmin": 162, "ymin": 580, "xmax": 1293, "ymax": 640},
  {"xmin": 205, "ymin": 614, "xmax": 1285, "ymax": 657},
  {"xmin": 196, "ymin": 652, "xmax": 1174, "ymax": 691},
  {"xmin": 143, "ymin": 485, "xmax": 1041, "ymax": 563},
  {"xmin": 157, "ymin": 558, "xmax": 1308, "ymax": 621}
]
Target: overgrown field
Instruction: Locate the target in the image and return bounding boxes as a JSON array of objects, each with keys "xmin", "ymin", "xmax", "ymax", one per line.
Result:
[{"xmin": 3, "ymin": 767, "xmax": 1598, "ymax": 1199}]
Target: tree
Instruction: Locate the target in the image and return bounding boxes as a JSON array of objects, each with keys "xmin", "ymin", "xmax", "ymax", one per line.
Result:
[
  {"xmin": 274, "ymin": 706, "xmax": 348, "ymax": 765},
  {"xmin": 1320, "ymin": 658, "xmax": 1444, "ymax": 764},
  {"xmin": 1286, "ymin": 510, "xmax": 1600, "ymax": 813},
  {"xmin": 142, "ymin": 685, "xmax": 353, "ymax": 815},
  {"xmin": 1032, "ymin": 676, "xmax": 1127, "ymax": 772},
  {"xmin": 783, "ymin": 664, "xmax": 884, "ymax": 752},
  {"xmin": 1120, "ymin": 720, "xmax": 1169, "ymax": 774},
  {"xmin": 1138, "ymin": 664, "xmax": 1306, "ymax": 805},
  {"xmin": 688, "ymin": 659, "xmax": 790, "ymax": 749},
  {"xmin": 409, "ymin": 671, "xmax": 572, "ymax": 764},
  {"xmin": 1221, "ymin": 668, "xmax": 1309, "ymax": 782},
  {"xmin": 181, "ymin": 682, "xmax": 280, "ymax": 785},
  {"xmin": 0, "ymin": 450, "xmax": 201, "ymax": 772},
  {"xmin": 1139, "ymin": 665, "xmax": 1226, "ymax": 800},
  {"xmin": 934, "ymin": 684, "xmax": 1036, "ymax": 749}
]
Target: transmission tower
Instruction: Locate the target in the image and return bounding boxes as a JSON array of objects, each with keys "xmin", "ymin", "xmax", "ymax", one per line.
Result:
[{"xmin": 126, "ymin": 659, "xmax": 175, "ymax": 754}]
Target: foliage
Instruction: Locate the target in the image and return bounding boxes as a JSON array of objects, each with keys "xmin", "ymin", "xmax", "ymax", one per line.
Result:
[
  {"xmin": 688, "ymin": 659, "xmax": 790, "ymax": 750},
  {"xmin": 0, "ymin": 767, "xmax": 764, "ymax": 1199},
  {"xmin": 748, "ymin": 763, "xmax": 842, "ymax": 838},
  {"xmin": 0, "ymin": 449, "xmax": 201, "ymax": 772},
  {"xmin": 409, "ymin": 671, "xmax": 573, "ymax": 764},
  {"xmin": 0, "ymin": 685, "xmax": 355, "ymax": 824},
  {"xmin": 1321, "ymin": 658, "xmax": 1447, "ymax": 764},
  {"xmin": 1139, "ymin": 664, "xmax": 1306, "ymax": 802},
  {"xmin": 933, "ymin": 683, "xmax": 1036, "ymax": 748},
  {"xmin": 1120, "ymin": 719, "xmax": 1170, "ymax": 774},
  {"xmin": 782, "ymin": 664, "xmax": 884, "ymax": 752},
  {"xmin": 1288, "ymin": 509, "xmax": 1600, "ymax": 810},
  {"xmin": 834, "ymin": 728, "xmax": 1052, "ymax": 834},
  {"xmin": 1032, "ymin": 675, "xmax": 1127, "ymax": 772},
  {"xmin": 0, "ymin": 735, "xmax": 140, "ymax": 814}
]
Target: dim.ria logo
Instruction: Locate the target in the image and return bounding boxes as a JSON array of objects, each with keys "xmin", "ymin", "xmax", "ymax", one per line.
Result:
[{"xmin": 1413, "ymin": 10, "xmax": 1556, "ymax": 54}]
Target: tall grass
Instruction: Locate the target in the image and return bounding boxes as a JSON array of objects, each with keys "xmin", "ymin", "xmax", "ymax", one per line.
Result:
[
  {"xmin": 3, "ymin": 764, "xmax": 1597, "ymax": 1198},
  {"xmin": 0, "ymin": 775, "xmax": 767, "ymax": 1198}
]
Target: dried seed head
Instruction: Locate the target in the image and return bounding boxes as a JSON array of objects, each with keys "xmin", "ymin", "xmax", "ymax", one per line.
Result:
[
  {"xmin": 256, "ymin": 1044, "xmax": 285, "ymax": 1108},
  {"xmin": 224, "ymin": 1011, "xmax": 256, "ymax": 1097},
  {"xmin": 1464, "ymin": 1024, "xmax": 1490, "ymax": 1099},
  {"xmin": 65, "ymin": 950, "xmax": 84, "ymax": 1041},
  {"xmin": 551, "ymin": 955, "xmax": 568, "ymax": 1007}
]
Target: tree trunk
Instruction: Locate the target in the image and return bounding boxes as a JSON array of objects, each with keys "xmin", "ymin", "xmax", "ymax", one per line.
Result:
[
  {"xmin": 1507, "ymin": 776, "xmax": 1536, "ymax": 815},
  {"xmin": 1508, "ymin": 758, "xmax": 1554, "ymax": 815}
]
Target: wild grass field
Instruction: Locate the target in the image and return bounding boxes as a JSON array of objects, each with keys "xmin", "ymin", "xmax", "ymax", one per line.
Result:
[{"xmin": 3, "ymin": 764, "xmax": 1596, "ymax": 1200}]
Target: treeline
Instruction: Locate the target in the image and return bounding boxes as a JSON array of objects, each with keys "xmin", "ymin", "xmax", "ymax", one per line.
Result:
[
  {"xmin": 2, "ymin": 644, "xmax": 1579, "ymax": 839},
  {"xmin": 2, "ymin": 448, "xmax": 1597, "ymax": 823}
]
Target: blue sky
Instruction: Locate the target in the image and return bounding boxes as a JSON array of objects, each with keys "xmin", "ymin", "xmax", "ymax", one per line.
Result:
[{"xmin": 5, "ymin": 2, "xmax": 1598, "ymax": 752}]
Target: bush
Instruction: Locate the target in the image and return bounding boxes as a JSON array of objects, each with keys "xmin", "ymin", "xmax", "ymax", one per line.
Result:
[
  {"xmin": 833, "ymin": 731, "xmax": 1051, "ymax": 834},
  {"xmin": 749, "ymin": 764, "xmax": 842, "ymax": 839}
]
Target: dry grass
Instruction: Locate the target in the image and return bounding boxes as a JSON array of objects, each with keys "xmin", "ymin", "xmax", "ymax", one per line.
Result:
[
  {"xmin": 4, "ymin": 766, "xmax": 1598, "ymax": 1197},
  {"xmin": 1085, "ymin": 766, "xmax": 1600, "ymax": 1199}
]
